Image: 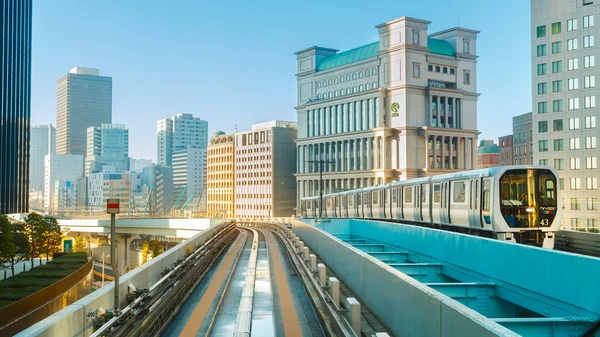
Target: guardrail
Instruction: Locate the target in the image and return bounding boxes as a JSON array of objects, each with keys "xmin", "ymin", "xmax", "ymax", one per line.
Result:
[{"xmin": 555, "ymin": 230, "xmax": 600, "ymax": 258}]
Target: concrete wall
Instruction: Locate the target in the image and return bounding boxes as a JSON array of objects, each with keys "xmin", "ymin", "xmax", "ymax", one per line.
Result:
[
  {"xmin": 293, "ymin": 219, "xmax": 518, "ymax": 337},
  {"xmin": 17, "ymin": 220, "xmax": 230, "ymax": 337}
]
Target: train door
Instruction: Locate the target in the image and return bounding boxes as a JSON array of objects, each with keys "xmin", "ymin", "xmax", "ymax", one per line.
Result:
[
  {"xmin": 468, "ymin": 179, "xmax": 480, "ymax": 227},
  {"xmin": 415, "ymin": 184, "xmax": 423, "ymax": 221},
  {"xmin": 403, "ymin": 186, "xmax": 414, "ymax": 220},
  {"xmin": 384, "ymin": 188, "xmax": 391, "ymax": 219},
  {"xmin": 357, "ymin": 193, "xmax": 363, "ymax": 218},
  {"xmin": 365, "ymin": 192, "xmax": 372, "ymax": 218},
  {"xmin": 440, "ymin": 181, "xmax": 451, "ymax": 224},
  {"xmin": 481, "ymin": 178, "xmax": 492, "ymax": 227},
  {"xmin": 347, "ymin": 194, "xmax": 355, "ymax": 218},
  {"xmin": 432, "ymin": 183, "xmax": 441, "ymax": 223},
  {"xmin": 391, "ymin": 188, "xmax": 399, "ymax": 219},
  {"xmin": 421, "ymin": 184, "xmax": 431, "ymax": 222}
]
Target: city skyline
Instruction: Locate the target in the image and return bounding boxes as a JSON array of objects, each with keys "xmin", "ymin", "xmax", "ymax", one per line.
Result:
[{"xmin": 30, "ymin": 0, "xmax": 532, "ymax": 160}]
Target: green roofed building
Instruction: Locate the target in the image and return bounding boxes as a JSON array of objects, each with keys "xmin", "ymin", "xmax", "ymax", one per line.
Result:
[{"xmin": 294, "ymin": 16, "xmax": 481, "ymax": 205}]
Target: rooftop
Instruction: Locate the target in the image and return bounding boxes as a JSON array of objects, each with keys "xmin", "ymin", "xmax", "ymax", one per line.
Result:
[
  {"xmin": 316, "ymin": 38, "xmax": 455, "ymax": 72},
  {"xmin": 477, "ymin": 140, "xmax": 499, "ymax": 154}
]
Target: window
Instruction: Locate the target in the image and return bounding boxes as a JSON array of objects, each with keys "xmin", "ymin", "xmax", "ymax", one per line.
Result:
[
  {"xmin": 586, "ymin": 116, "xmax": 596, "ymax": 128},
  {"xmin": 568, "ymin": 18, "xmax": 578, "ymax": 31},
  {"xmin": 568, "ymin": 38, "xmax": 578, "ymax": 50},
  {"xmin": 553, "ymin": 100, "xmax": 563, "ymax": 112},
  {"xmin": 569, "ymin": 137, "xmax": 581, "ymax": 149},
  {"xmin": 554, "ymin": 158, "xmax": 565, "ymax": 170},
  {"xmin": 453, "ymin": 181, "xmax": 466, "ymax": 203},
  {"xmin": 570, "ymin": 117, "xmax": 580, "ymax": 130},
  {"xmin": 443, "ymin": 67, "xmax": 448, "ymax": 74},
  {"xmin": 587, "ymin": 157, "xmax": 597, "ymax": 169},
  {"xmin": 464, "ymin": 70, "xmax": 471, "ymax": 84},
  {"xmin": 552, "ymin": 80, "xmax": 563, "ymax": 92},
  {"xmin": 539, "ymin": 140, "xmax": 548, "ymax": 152},
  {"xmin": 413, "ymin": 29, "xmax": 420, "ymax": 45},
  {"xmin": 570, "ymin": 157, "xmax": 581, "ymax": 169},
  {"xmin": 537, "ymin": 82, "xmax": 547, "ymax": 94},
  {"xmin": 569, "ymin": 97, "xmax": 580, "ymax": 110},
  {"xmin": 571, "ymin": 177, "xmax": 582, "ymax": 190},
  {"xmin": 588, "ymin": 198, "xmax": 598, "ymax": 210},
  {"xmin": 552, "ymin": 22, "xmax": 561, "ymax": 34},
  {"xmin": 572, "ymin": 198, "xmax": 581, "ymax": 210},
  {"xmin": 404, "ymin": 187, "xmax": 412, "ymax": 203},
  {"xmin": 584, "ymin": 15, "xmax": 594, "ymax": 28},
  {"xmin": 554, "ymin": 138, "xmax": 564, "ymax": 151},
  {"xmin": 585, "ymin": 75, "xmax": 596, "ymax": 88},
  {"xmin": 585, "ymin": 96, "xmax": 597, "ymax": 108},
  {"xmin": 435, "ymin": 66, "xmax": 440, "ymax": 73},
  {"xmin": 568, "ymin": 58, "xmax": 579, "ymax": 70},
  {"xmin": 552, "ymin": 41, "xmax": 562, "ymax": 54},
  {"xmin": 568, "ymin": 78, "xmax": 579, "ymax": 90},
  {"xmin": 428, "ymin": 64, "xmax": 433, "ymax": 72},
  {"xmin": 463, "ymin": 39, "xmax": 471, "ymax": 54},
  {"xmin": 540, "ymin": 159, "xmax": 548, "ymax": 165},
  {"xmin": 537, "ymin": 25, "xmax": 546, "ymax": 37},
  {"xmin": 560, "ymin": 178, "xmax": 565, "ymax": 190},
  {"xmin": 584, "ymin": 35, "xmax": 595, "ymax": 48},
  {"xmin": 450, "ymin": 68, "xmax": 455, "ymax": 75},
  {"xmin": 552, "ymin": 60, "xmax": 563, "ymax": 73},
  {"xmin": 585, "ymin": 55, "xmax": 595, "ymax": 68},
  {"xmin": 537, "ymin": 44, "xmax": 547, "ymax": 56},
  {"xmin": 537, "ymin": 63, "xmax": 547, "ymax": 75},
  {"xmin": 587, "ymin": 177, "xmax": 598, "ymax": 190},
  {"xmin": 553, "ymin": 119, "xmax": 563, "ymax": 131},
  {"xmin": 538, "ymin": 101, "xmax": 548, "ymax": 113},
  {"xmin": 586, "ymin": 136, "xmax": 597, "ymax": 149},
  {"xmin": 413, "ymin": 63, "xmax": 420, "ymax": 78}
]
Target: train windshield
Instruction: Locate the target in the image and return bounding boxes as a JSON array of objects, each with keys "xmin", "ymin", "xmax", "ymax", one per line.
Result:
[{"xmin": 499, "ymin": 169, "xmax": 557, "ymax": 228}]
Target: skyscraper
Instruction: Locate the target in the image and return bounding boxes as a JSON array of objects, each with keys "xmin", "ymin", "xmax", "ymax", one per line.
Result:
[
  {"xmin": 30, "ymin": 124, "xmax": 56, "ymax": 192},
  {"xmin": 85, "ymin": 124, "xmax": 129, "ymax": 175},
  {"xmin": 56, "ymin": 67, "xmax": 112, "ymax": 156},
  {"xmin": 0, "ymin": 0, "xmax": 32, "ymax": 214},
  {"xmin": 531, "ymin": 0, "xmax": 600, "ymax": 229}
]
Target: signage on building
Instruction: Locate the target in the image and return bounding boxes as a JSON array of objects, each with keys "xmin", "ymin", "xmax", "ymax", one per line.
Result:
[
  {"xmin": 107, "ymin": 198, "xmax": 120, "ymax": 214},
  {"xmin": 391, "ymin": 102, "xmax": 400, "ymax": 118},
  {"xmin": 429, "ymin": 80, "xmax": 446, "ymax": 88},
  {"xmin": 64, "ymin": 239, "xmax": 72, "ymax": 252}
]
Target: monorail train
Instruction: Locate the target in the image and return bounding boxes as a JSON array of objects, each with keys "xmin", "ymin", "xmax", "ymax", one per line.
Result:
[{"xmin": 300, "ymin": 166, "xmax": 561, "ymax": 248}]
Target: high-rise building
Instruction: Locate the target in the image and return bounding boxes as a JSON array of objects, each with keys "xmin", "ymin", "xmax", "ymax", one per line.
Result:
[
  {"xmin": 234, "ymin": 121, "xmax": 297, "ymax": 218},
  {"xmin": 30, "ymin": 124, "xmax": 56, "ymax": 192},
  {"xmin": 85, "ymin": 124, "xmax": 129, "ymax": 175},
  {"xmin": 207, "ymin": 131, "xmax": 235, "ymax": 218},
  {"xmin": 513, "ymin": 112, "xmax": 532, "ymax": 165},
  {"xmin": 56, "ymin": 67, "xmax": 112, "ymax": 156},
  {"xmin": 151, "ymin": 165, "xmax": 174, "ymax": 215},
  {"xmin": 498, "ymin": 135, "xmax": 514, "ymax": 166},
  {"xmin": 157, "ymin": 113, "xmax": 208, "ymax": 167},
  {"xmin": 129, "ymin": 158, "xmax": 154, "ymax": 172},
  {"xmin": 0, "ymin": 0, "xmax": 32, "ymax": 214},
  {"xmin": 532, "ymin": 0, "xmax": 600, "ymax": 230},
  {"xmin": 294, "ymin": 17, "xmax": 480, "ymax": 204},
  {"xmin": 172, "ymin": 147, "xmax": 206, "ymax": 212},
  {"xmin": 157, "ymin": 118, "xmax": 173, "ymax": 167},
  {"xmin": 477, "ymin": 140, "xmax": 500, "ymax": 168},
  {"xmin": 44, "ymin": 154, "xmax": 84, "ymax": 212},
  {"xmin": 88, "ymin": 166, "xmax": 131, "ymax": 213}
]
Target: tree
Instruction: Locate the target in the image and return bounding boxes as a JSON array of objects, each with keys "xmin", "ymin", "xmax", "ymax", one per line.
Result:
[
  {"xmin": 0, "ymin": 215, "xmax": 16, "ymax": 275},
  {"xmin": 141, "ymin": 240, "xmax": 149, "ymax": 264},
  {"xmin": 39, "ymin": 216, "xmax": 62, "ymax": 262},
  {"xmin": 24, "ymin": 213, "xmax": 44, "ymax": 267},
  {"xmin": 74, "ymin": 236, "xmax": 86, "ymax": 253},
  {"xmin": 151, "ymin": 237, "xmax": 162, "ymax": 258},
  {"xmin": 12, "ymin": 223, "xmax": 30, "ymax": 268}
]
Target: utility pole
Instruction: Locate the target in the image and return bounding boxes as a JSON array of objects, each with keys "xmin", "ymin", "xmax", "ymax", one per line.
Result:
[{"xmin": 307, "ymin": 159, "xmax": 335, "ymax": 218}]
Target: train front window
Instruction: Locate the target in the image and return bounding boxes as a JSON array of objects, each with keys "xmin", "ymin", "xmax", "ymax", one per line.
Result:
[{"xmin": 499, "ymin": 169, "xmax": 557, "ymax": 228}]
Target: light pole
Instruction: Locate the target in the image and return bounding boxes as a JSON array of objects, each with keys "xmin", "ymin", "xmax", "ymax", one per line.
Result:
[{"xmin": 107, "ymin": 199, "xmax": 120, "ymax": 315}]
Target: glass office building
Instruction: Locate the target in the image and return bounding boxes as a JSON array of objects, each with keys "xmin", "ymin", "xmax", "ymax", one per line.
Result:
[{"xmin": 0, "ymin": 0, "xmax": 32, "ymax": 214}]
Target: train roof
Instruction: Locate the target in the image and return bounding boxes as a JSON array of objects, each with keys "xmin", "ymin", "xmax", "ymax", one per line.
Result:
[{"xmin": 431, "ymin": 165, "xmax": 556, "ymax": 181}]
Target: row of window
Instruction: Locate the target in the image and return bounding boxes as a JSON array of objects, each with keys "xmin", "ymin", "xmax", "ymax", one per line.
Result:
[
  {"xmin": 538, "ymin": 136, "xmax": 598, "ymax": 151},
  {"xmin": 426, "ymin": 64, "xmax": 456, "ymax": 75},
  {"xmin": 537, "ymin": 58, "xmax": 596, "ymax": 76},
  {"xmin": 306, "ymin": 98, "xmax": 381, "ymax": 137},
  {"xmin": 316, "ymin": 68, "xmax": 377, "ymax": 89},
  {"xmin": 538, "ymin": 78, "xmax": 597, "ymax": 94},
  {"xmin": 569, "ymin": 197, "xmax": 599, "ymax": 210},
  {"xmin": 571, "ymin": 218, "xmax": 600, "ymax": 229},
  {"xmin": 316, "ymin": 83, "xmax": 378, "ymax": 100},
  {"xmin": 536, "ymin": 15, "xmax": 595, "ymax": 38},
  {"xmin": 567, "ymin": 177, "xmax": 598, "ymax": 190},
  {"xmin": 540, "ymin": 157, "xmax": 599, "ymax": 170},
  {"xmin": 538, "ymin": 116, "xmax": 597, "ymax": 132},
  {"xmin": 536, "ymin": 96, "xmax": 597, "ymax": 112}
]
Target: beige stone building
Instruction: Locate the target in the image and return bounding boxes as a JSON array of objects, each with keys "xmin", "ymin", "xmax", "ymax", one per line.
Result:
[{"xmin": 207, "ymin": 131, "xmax": 235, "ymax": 218}]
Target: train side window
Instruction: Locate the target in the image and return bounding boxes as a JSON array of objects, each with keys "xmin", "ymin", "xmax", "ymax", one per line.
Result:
[
  {"xmin": 475, "ymin": 180, "xmax": 479, "ymax": 210},
  {"xmin": 357, "ymin": 194, "xmax": 361, "ymax": 205},
  {"xmin": 404, "ymin": 187, "xmax": 412, "ymax": 203},
  {"xmin": 372, "ymin": 191, "xmax": 379, "ymax": 204},
  {"xmin": 364, "ymin": 193, "xmax": 369, "ymax": 205},
  {"xmin": 392, "ymin": 188, "xmax": 398, "ymax": 204},
  {"xmin": 385, "ymin": 189, "xmax": 390, "ymax": 205},
  {"xmin": 483, "ymin": 179, "xmax": 491, "ymax": 211},
  {"xmin": 433, "ymin": 184, "xmax": 440, "ymax": 203},
  {"xmin": 452, "ymin": 181, "xmax": 466, "ymax": 203},
  {"xmin": 326, "ymin": 198, "xmax": 332, "ymax": 208},
  {"xmin": 348, "ymin": 195, "xmax": 354, "ymax": 207},
  {"xmin": 307, "ymin": 201, "xmax": 312, "ymax": 210},
  {"xmin": 421, "ymin": 184, "xmax": 428, "ymax": 204}
]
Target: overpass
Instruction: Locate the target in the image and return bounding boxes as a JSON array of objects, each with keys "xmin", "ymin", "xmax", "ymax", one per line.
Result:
[{"xmin": 15, "ymin": 218, "xmax": 600, "ymax": 337}]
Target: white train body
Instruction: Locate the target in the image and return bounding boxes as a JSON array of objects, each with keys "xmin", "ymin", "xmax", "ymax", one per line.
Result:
[{"xmin": 300, "ymin": 166, "xmax": 561, "ymax": 248}]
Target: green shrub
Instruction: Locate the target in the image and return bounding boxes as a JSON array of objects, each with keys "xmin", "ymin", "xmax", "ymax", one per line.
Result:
[{"xmin": 588, "ymin": 228, "xmax": 600, "ymax": 233}]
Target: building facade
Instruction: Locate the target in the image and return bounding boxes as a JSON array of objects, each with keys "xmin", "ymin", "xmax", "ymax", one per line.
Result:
[
  {"xmin": 0, "ymin": 0, "xmax": 32, "ymax": 214},
  {"xmin": 235, "ymin": 121, "xmax": 297, "ymax": 218},
  {"xmin": 129, "ymin": 158, "xmax": 154, "ymax": 172},
  {"xmin": 513, "ymin": 112, "xmax": 533, "ymax": 165},
  {"xmin": 30, "ymin": 124, "xmax": 56, "ymax": 192},
  {"xmin": 498, "ymin": 135, "xmax": 514, "ymax": 166},
  {"xmin": 295, "ymin": 17, "xmax": 480, "ymax": 204},
  {"xmin": 44, "ymin": 154, "xmax": 84, "ymax": 212},
  {"xmin": 532, "ymin": 0, "xmax": 600, "ymax": 229},
  {"xmin": 151, "ymin": 165, "xmax": 174, "ymax": 215},
  {"xmin": 207, "ymin": 131, "xmax": 235, "ymax": 218},
  {"xmin": 172, "ymin": 147, "xmax": 205, "ymax": 212},
  {"xmin": 85, "ymin": 124, "xmax": 129, "ymax": 175},
  {"xmin": 56, "ymin": 67, "xmax": 112, "ymax": 156},
  {"xmin": 477, "ymin": 139, "xmax": 500, "ymax": 168},
  {"xmin": 87, "ymin": 167, "xmax": 131, "ymax": 213},
  {"xmin": 157, "ymin": 113, "xmax": 208, "ymax": 167}
]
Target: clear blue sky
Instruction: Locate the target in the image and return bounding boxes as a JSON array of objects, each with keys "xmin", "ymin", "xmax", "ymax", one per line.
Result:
[{"xmin": 32, "ymin": 0, "xmax": 531, "ymax": 161}]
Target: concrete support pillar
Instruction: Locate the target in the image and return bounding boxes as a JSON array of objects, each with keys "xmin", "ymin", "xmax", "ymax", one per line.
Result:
[
  {"xmin": 472, "ymin": 137, "xmax": 477, "ymax": 169},
  {"xmin": 382, "ymin": 135, "xmax": 388, "ymax": 169},
  {"xmin": 328, "ymin": 277, "xmax": 340, "ymax": 308},
  {"xmin": 353, "ymin": 139, "xmax": 359, "ymax": 171},
  {"xmin": 298, "ymin": 241, "xmax": 304, "ymax": 254},
  {"xmin": 318, "ymin": 263, "xmax": 326, "ymax": 285},
  {"xmin": 366, "ymin": 138, "xmax": 372, "ymax": 170},
  {"xmin": 346, "ymin": 141, "xmax": 351, "ymax": 171},
  {"xmin": 310, "ymin": 254, "xmax": 317, "ymax": 272},
  {"xmin": 440, "ymin": 136, "xmax": 445, "ymax": 169},
  {"xmin": 359, "ymin": 138, "xmax": 365, "ymax": 170},
  {"xmin": 345, "ymin": 297, "xmax": 361, "ymax": 336},
  {"xmin": 303, "ymin": 247, "xmax": 309, "ymax": 261}
]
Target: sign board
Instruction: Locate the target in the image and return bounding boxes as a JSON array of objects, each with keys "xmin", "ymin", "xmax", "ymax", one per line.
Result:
[
  {"xmin": 391, "ymin": 102, "xmax": 400, "ymax": 118},
  {"xmin": 64, "ymin": 239, "xmax": 73, "ymax": 253},
  {"xmin": 107, "ymin": 198, "xmax": 120, "ymax": 214}
]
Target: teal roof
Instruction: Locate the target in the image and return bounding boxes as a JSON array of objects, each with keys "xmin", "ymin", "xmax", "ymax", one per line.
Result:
[
  {"xmin": 317, "ymin": 42, "xmax": 379, "ymax": 72},
  {"xmin": 478, "ymin": 140, "xmax": 500, "ymax": 154},
  {"xmin": 316, "ymin": 38, "xmax": 455, "ymax": 72},
  {"xmin": 427, "ymin": 37, "xmax": 455, "ymax": 57}
]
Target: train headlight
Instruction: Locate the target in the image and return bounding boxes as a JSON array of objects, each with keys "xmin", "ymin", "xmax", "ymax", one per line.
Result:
[{"xmin": 526, "ymin": 208, "xmax": 534, "ymax": 213}]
